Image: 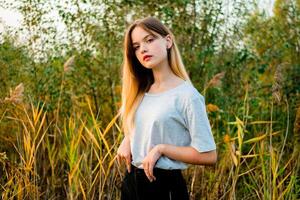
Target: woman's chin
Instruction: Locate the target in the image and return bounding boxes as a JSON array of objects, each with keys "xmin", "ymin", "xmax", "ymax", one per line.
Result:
[{"xmin": 142, "ymin": 64, "xmax": 155, "ymax": 69}]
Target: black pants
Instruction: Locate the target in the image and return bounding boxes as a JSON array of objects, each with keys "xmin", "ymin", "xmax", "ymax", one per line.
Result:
[{"xmin": 121, "ymin": 165, "xmax": 189, "ymax": 200}]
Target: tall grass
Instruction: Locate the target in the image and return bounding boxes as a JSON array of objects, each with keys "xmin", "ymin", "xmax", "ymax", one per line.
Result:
[
  {"xmin": 0, "ymin": 97, "xmax": 123, "ymax": 199},
  {"xmin": 0, "ymin": 84, "xmax": 299, "ymax": 199}
]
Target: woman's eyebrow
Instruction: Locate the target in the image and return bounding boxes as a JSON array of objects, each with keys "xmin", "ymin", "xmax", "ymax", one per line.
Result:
[{"xmin": 132, "ymin": 34, "xmax": 154, "ymax": 45}]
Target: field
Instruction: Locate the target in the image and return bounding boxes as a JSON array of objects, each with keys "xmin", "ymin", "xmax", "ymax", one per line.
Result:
[{"xmin": 0, "ymin": 0, "xmax": 299, "ymax": 199}]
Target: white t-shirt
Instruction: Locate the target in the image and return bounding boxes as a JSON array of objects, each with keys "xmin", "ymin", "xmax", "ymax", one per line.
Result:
[{"xmin": 130, "ymin": 81, "xmax": 216, "ymax": 169}]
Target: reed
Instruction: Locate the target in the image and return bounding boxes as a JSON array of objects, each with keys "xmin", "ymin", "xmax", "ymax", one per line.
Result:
[{"xmin": 0, "ymin": 94, "xmax": 298, "ymax": 199}]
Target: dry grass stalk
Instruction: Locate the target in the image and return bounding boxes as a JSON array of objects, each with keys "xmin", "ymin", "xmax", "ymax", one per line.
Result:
[
  {"xmin": 293, "ymin": 106, "xmax": 300, "ymax": 156},
  {"xmin": 203, "ymin": 72, "xmax": 225, "ymax": 95},
  {"xmin": 64, "ymin": 55, "xmax": 76, "ymax": 72},
  {"xmin": 223, "ymin": 134, "xmax": 238, "ymax": 166},
  {"xmin": 207, "ymin": 71, "xmax": 225, "ymax": 88},
  {"xmin": 271, "ymin": 63, "xmax": 284, "ymax": 104},
  {"xmin": 0, "ymin": 152, "xmax": 8, "ymax": 163},
  {"xmin": 4, "ymin": 83, "xmax": 24, "ymax": 104}
]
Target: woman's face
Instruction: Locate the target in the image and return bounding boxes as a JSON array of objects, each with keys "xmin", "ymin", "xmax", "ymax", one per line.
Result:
[{"xmin": 131, "ymin": 26, "xmax": 172, "ymax": 69}]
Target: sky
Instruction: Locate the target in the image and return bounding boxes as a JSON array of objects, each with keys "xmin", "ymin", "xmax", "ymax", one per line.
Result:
[{"xmin": 0, "ymin": 8, "xmax": 22, "ymax": 33}]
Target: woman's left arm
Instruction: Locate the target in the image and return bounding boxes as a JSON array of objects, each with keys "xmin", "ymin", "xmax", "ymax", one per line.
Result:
[
  {"xmin": 159, "ymin": 144, "xmax": 217, "ymax": 165},
  {"xmin": 142, "ymin": 144, "xmax": 217, "ymax": 182}
]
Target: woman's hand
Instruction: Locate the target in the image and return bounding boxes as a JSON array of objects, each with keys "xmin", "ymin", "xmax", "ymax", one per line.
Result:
[
  {"xmin": 142, "ymin": 145, "xmax": 162, "ymax": 182},
  {"xmin": 117, "ymin": 136, "xmax": 132, "ymax": 173}
]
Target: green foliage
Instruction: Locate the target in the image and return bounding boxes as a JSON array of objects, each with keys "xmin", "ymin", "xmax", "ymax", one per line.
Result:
[{"xmin": 0, "ymin": 0, "xmax": 299, "ymax": 199}]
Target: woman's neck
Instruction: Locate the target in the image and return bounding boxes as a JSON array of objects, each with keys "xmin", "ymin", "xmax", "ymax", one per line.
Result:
[
  {"xmin": 150, "ymin": 61, "xmax": 184, "ymax": 90},
  {"xmin": 152, "ymin": 60, "xmax": 176, "ymax": 85}
]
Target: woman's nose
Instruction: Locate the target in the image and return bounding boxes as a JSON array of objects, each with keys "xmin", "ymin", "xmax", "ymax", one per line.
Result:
[{"xmin": 140, "ymin": 43, "xmax": 148, "ymax": 53}]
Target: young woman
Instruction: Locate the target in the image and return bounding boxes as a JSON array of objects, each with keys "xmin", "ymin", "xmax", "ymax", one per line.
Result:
[{"xmin": 117, "ymin": 16, "xmax": 217, "ymax": 200}]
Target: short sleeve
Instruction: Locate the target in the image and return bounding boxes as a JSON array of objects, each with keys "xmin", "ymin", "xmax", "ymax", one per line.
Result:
[{"xmin": 185, "ymin": 95, "xmax": 216, "ymax": 153}]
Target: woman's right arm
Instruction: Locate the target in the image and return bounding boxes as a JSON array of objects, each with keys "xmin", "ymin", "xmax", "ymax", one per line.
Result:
[{"xmin": 117, "ymin": 136, "xmax": 132, "ymax": 172}]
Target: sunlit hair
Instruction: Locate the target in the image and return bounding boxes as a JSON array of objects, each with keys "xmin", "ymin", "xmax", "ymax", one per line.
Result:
[{"xmin": 120, "ymin": 16, "xmax": 190, "ymax": 136}]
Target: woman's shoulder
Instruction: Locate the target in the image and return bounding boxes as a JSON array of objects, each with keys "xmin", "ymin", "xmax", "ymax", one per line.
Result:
[
  {"xmin": 172, "ymin": 81, "xmax": 205, "ymax": 112},
  {"xmin": 179, "ymin": 81, "xmax": 204, "ymax": 101}
]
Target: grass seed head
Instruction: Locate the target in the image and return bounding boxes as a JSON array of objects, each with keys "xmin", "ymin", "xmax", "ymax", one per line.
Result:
[
  {"xmin": 272, "ymin": 63, "xmax": 285, "ymax": 104},
  {"xmin": 207, "ymin": 72, "xmax": 225, "ymax": 88},
  {"xmin": 64, "ymin": 55, "xmax": 76, "ymax": 72},
  {"xmin": 4, "ymin": 83, "xmax": 24, "ymax": 104}
]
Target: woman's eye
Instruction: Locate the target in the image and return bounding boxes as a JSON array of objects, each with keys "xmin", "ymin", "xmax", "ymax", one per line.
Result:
[
  {"xmin": 147, "ymin": 38, "xmax": 154, "ymax": 43},
  {"xmin": 133, "ymin": 46, "xmax": 139, "ymax": 51}
]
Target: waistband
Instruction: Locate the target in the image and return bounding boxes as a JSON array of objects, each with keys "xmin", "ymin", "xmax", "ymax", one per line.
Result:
[{"xmin": 131, "ymin": 164, "xmax": 182, "ymax": 175}]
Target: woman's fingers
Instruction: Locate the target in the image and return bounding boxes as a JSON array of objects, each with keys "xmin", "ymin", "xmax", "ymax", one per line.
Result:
[
  {"xmin": 117, "ymin": 153, "xmax": 132, "ymax": 173},
  {"xmin": 116, "ymin": 136, "xmax": 131, "ymax": 171},
  {"xmin": 142, "ymin": 145, "xmax": 162, "ymax": 182},
  {"xmin": 143, "ymin": 163, "xmax": 152, "ymax": 181},
  {"xmin": 126, "ymin": 156, "xmax": 131, "ymax": 173},
  {"xmin": 148, "ymin": 164, "xmax": 156, "ymax": 181},
  {"xmin": 143, "ymin": 162, "xmax": 156, "ymax": 182},
  {"xmin": 116, "ymin": 154, "xmax": 121, "ymax": 166}
]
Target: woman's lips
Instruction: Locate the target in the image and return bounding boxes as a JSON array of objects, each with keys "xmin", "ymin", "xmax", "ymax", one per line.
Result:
[{"xmin": 143, "ymin": 55, "xmax": 152, "ymax": 61}]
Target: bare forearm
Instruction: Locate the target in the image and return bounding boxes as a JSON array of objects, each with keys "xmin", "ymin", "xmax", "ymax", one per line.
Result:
[
  {"xmin": 158, "ymin": 144, "xmax": 217, "ymax": 165},
  {"xmin": 123, "ymin": 135, "xmax": 130, "ymax": 143}
]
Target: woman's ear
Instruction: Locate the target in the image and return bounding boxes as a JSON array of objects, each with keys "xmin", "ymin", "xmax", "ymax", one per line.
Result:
[{"xmin": 165, "ymin": 34, "xmax": 173, "ymax": 49}]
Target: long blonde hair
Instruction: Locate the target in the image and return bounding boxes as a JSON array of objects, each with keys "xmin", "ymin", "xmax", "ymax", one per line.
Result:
[{"xmin": 120, "ymin": 16, "xmax": 190, "ymax": 136}]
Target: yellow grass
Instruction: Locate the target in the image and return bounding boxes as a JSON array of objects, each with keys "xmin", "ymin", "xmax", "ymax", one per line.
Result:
[{"xmin": 0, "ymin": 96, "xmax": 298, "ymax": 199}]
